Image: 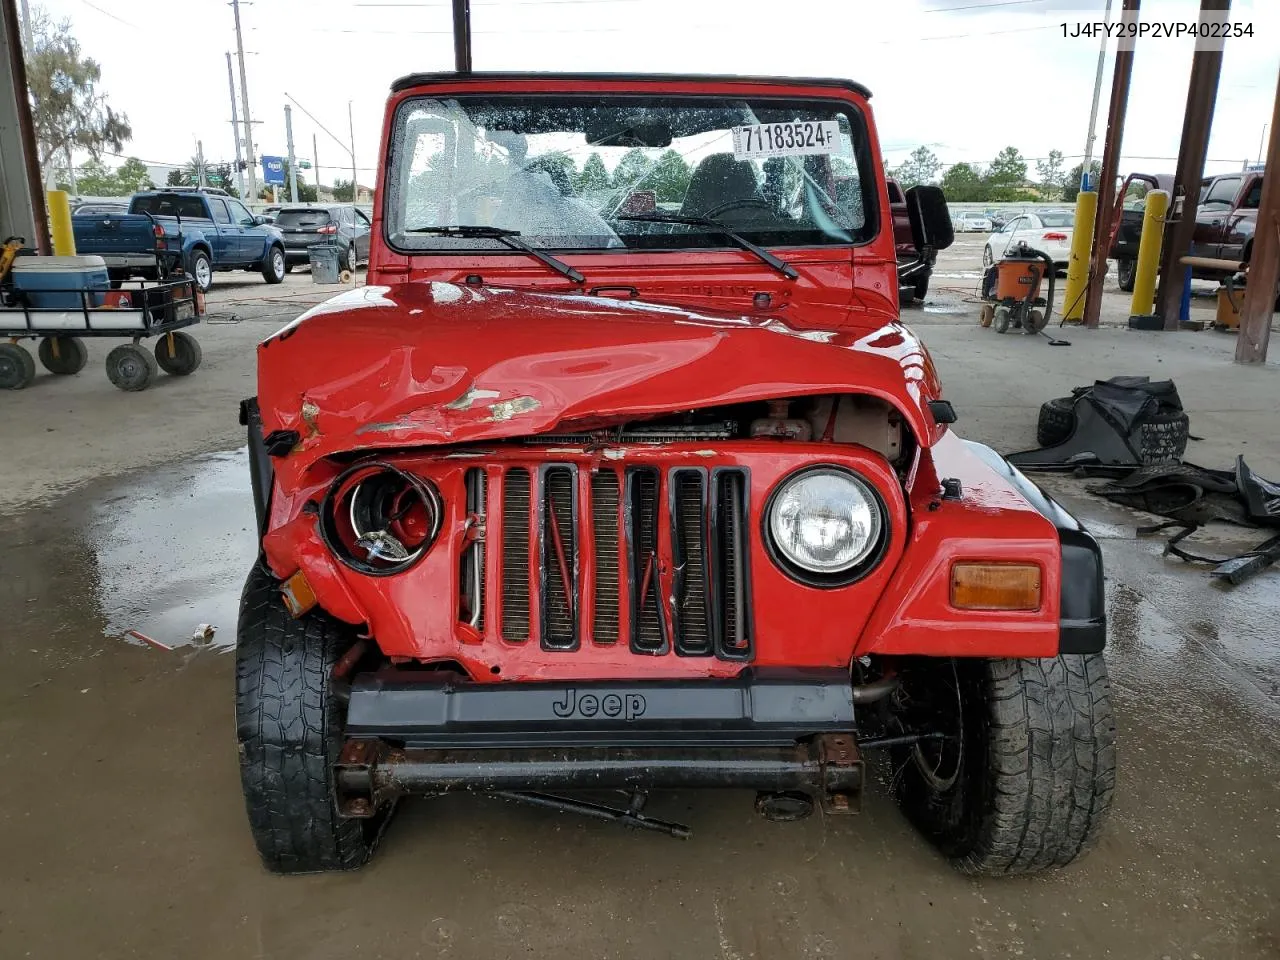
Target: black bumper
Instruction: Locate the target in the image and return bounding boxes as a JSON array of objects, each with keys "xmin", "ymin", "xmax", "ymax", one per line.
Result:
[
  {"xmin": 965, "ymin": 441, "xmax": 1107, "ymax": 654},
  {"xmin": 337, "ymin": 669, "xmax": 863, "ymax": 813}
]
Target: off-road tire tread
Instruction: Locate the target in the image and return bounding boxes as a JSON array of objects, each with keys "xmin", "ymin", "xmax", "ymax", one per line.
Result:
[
  {"xmin": 1037, "ymin": 396, "xmax": 1076, "ymax": 447},
  {"xmin": 956, "ymin": 655, "xmax": 1116, "ymax": 876},
  {"xmin": 235, "ymin": 564, "xmax": 378, "ymax": 873}
]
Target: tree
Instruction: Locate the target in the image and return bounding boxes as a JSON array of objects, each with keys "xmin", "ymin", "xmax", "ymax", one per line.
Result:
[
  {"xmin": 114, "ymin": 157, "xmax": 153, "ymax": 193},
  {"xmin": 280, "ymin": 161, "xmax": 316, "ymax": 202},
  {"xmin": 986, "ymin": 146, "xmax": 1027, "ymax": 188},
  {"xmin": 891, "ymin": 146, "xmax": 942, "ymax": 189},
  {"xmin": 940, "ymin": 162, "xmax": 985, "ymax": 202},
  {"xmin": 648, "ymin": 149, "xmax": 692, "ymax": 204},
  {"xmin": 577, "ymin": 153, "xmax": 610, "ymax": 196},
  {"xmin": 25, "ymin": 7, "xmax": 132, "ymax": 186},
  {"xmin": 332, "ymin": 178, "xmax": 355, "ymax": 202},
  {"xmin": 1035, "ymin": 149, "xmax": 1066, "ymax": 199},
  {"xmin": 1063, "ymin": 160, "xmax": 1102, "ymax": 202},
  {"xmin": 166, "ymin": 168, "xmax": 187, "ymax": 187},
  {"xmin": 203, "ymin": 163, "xmax": 240, "ymax": 198},
  {"xmin": 612, "ymin": 148, "xmax": 651, "ymax": 190},
  {"xmin": 73, "ymin": 157, "xmax": 117, "ymax": 195}
]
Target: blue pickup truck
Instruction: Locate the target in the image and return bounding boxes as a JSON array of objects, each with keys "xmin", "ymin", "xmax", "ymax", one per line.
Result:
[{"xmin": 71, "ymin": 188, "xmax": 287, "ymax": 291}]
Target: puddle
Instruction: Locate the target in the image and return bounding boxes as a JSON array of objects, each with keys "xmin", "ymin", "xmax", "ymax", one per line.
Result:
[{"xmin": 86, "ymin": 448, "xmax": 257, "ymax": 650}]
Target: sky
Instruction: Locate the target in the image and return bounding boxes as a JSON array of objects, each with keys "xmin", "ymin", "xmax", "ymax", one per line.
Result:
[{"xmin": 36, "ymin": 0, "xmax": 1280, "ymax": 188}]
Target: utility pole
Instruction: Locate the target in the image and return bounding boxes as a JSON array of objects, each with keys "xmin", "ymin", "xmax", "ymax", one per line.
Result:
[
  {"xmin": 64, "ymin": 145, "xmax": 77, "ymax": 196},
  {"xmin": 1235, "ymin": 66, "xmax": 1279, "ymax": 364},
  {"xmin": 1258, "ymin": 124, "xmax": 1270, "ymax": 165},
  {"xmin": 18, "ymin": 0, "xmax": 31, "ymax": 50},
  {"xmin": 285, "ymin": 104, "xmax": 298, "ymax": 203},
  {"xmin": 232, "ymin": 0, "xmax": 258, "ymax": 204},
  {"xmin": 313, "ymin": 133, "xmax": 321, "ymax": 196},
  {"xmin": 452, "ymin": 0, "xmax": 472, "ymax": 72},
  {"xmin": 348, "ymin": 100, "xmax": 358, "ymax": 203},
  {"xmin": 1154, "ymin": 0, "xmax": 1231, "ymax": 329},
  {"xmin": 226, "ymin": 52, "xmax": 245, "ymax": 199},
  {"xmin": 1080, "ymin": 0, "xmax": 1113, "ymax": 190},
  {"xmin": 196, "ymin": 140, "xmax": 208, "ymax": 188},
  {"xmin": 1083, "ymin": 0, "xmax": 1138, "ymax": 329}
]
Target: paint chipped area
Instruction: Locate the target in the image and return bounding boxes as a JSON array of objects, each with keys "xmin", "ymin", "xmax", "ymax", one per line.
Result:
[
  {"xmin": 486, "ymin": 396, "xmax": 541, "ymax": 422},
  {"xmin": 444, "ymin": 385, "xmax": 503, "ymax": 411},
  {"xmin": 300, "ymin": 399, "xmax": 321, "ymax": 438}
]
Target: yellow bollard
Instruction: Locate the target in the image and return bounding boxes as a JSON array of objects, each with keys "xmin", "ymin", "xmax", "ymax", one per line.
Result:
[
  {"xmin": 47, "ymin": 189, "xmax": 77, "ymax": 256},
  {"xmin": 1128, "ymin": 189, "xmax": 1168, "ymax": 320},
  {"xmin": 1061, "ymin": 190, "xmax": 1097, "ymax": 323}
]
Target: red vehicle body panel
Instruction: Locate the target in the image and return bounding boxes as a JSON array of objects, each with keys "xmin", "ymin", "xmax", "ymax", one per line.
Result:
[{"xmin": 255, "ymin": 73, "xmax": 1071, "ymax": 681}]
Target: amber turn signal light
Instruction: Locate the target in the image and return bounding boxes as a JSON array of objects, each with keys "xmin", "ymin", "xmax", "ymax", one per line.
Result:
[
  {"xmin": 280, "ymin": 569, "xmax": 318, "ymax": 618},
  {"xmin": 950, "ymin": 563, "xmax": 1042, "ymax": 611}
]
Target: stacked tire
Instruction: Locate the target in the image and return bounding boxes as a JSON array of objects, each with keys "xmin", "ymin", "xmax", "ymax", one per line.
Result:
[{"xmin": 1036, "ymin": 394, "xmax": 1190, "ymax": 463}]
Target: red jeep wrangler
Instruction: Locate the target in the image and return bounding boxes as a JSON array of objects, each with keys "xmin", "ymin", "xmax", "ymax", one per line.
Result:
[{"xmin": 236, "ymin": 73, "xmax": 1115, "ymax": 876}]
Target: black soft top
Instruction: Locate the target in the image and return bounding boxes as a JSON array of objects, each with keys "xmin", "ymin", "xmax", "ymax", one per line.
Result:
[{"xmin": 390, "ymin": 71, "xmax": 872, "ymax": 99}]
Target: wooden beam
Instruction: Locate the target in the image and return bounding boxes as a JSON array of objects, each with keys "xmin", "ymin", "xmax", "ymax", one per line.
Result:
[{"xmin": 1235, "ymin": 66, "xmax": 1280, "ymax": 364}]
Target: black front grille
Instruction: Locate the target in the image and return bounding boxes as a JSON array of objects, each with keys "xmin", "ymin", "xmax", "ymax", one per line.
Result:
[
  {"xmin": 494, "ymin": 462, "xmax": 750, "ymax": 659},
  {"xmin": 541, "ymin": 467, "xmax": 578, "ymax": 650},
  {"xmin": 501, "ymin": 468, "xmax": 531, "ymax": 642}
]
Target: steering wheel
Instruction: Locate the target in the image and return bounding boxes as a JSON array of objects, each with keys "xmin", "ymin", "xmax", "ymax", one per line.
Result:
[{"xmin": 700, "ymin": 197, "xmax": 777, "ymax": 220}]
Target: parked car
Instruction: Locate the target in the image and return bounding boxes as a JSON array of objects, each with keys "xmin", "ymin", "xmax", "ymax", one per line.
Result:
[
  {"xmin": 984, "ymin": 209, "xmax": 1074, "ymax": 272},
  {"xmin": 71, "ymin": 187, "xmax": 286, "ymax": 291},
  {"xmin": 261, "ymin": 205, "xmax": 283, "ymax": 224},
  {"xmin": 1108, "ymin": 169, "xmax": 1263, "ymax": 291},
  {"xmin": 235, "ymin": 72, "xmax": 1112, "ymax": 879},
  {"xmin": 953, "ymin": 211, "xmax": 992, "ymax": 232},
  {"xmin": 72, "ymin": 201, "xmax": 128, "ymax": 216},
  {"xmin": 274, "ymin": 204, "xmax": 371, "ymax": 272}
]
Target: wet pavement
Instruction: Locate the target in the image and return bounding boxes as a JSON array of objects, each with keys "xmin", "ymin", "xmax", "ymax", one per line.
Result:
[{"xmin": 0, "ymin": 449, "xmax": 1277, "ymax": 959}]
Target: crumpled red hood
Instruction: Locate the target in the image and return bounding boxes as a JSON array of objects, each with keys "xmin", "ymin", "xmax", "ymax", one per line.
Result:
[{"xmin": 257, "ymin": 281, "xmax": 944, "ymax": 473}]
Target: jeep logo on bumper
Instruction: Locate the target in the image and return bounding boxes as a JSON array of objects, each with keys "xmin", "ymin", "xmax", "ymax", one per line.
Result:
[{"xmin": 552, "ymin": 689, "xmax": 647, "ymax": 720}]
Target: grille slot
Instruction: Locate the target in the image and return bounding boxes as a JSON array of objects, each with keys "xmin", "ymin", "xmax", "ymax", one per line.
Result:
[
  {"xmin": 501, "ymin": 468, "xmax": 531, "ymax": 642},
  {"xmin": 627, "ymin": 467, "xmax": 666, "ymax": 654},
  {"xmin": 671, "ymin": 470, "xmax": 712, "ymax": 655},
  {"xmin": 714, "ymin": 470, "xmax": 752, "ymax": 658},
  {"xmin": 459, "ymin": 468, "xmax": 486, "ymax": 630},
  {"xmin": 590, "ymin": 470, "xmax": 621, "ymax": 644},
  {"xmin": 540, "ymin": 466, "xmax": 578, "ymax": 650}
]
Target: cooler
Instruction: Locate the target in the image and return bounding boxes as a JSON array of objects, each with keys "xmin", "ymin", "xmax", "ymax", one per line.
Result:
[{"xmin": 10, "ymin": 256, "xmax": 110, "ymax": 309}]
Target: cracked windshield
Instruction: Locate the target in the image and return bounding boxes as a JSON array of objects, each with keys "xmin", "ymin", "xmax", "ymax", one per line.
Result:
[{"xmin": 385, "ymin": 96, "xmax": 871, "ymax": 251}]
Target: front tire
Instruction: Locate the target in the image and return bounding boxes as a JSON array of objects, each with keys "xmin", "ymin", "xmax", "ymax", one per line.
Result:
[
  {"xmin": 913, "ymin": 272, "xmax": 930, "ymax": 301},
  {"xmin": 262, "ymin": 246, "xmax": 286, "ymax": 284},
  {"xmin": 235, "ymin": 564, "xmax": 389, "ymax": 873},
  {"xmin": 893, "ymin": 655, "xmax": 1116, "ymax": 876},
  {"xmin": 188, "ymin": 250, "xmax": 213, "ymax": 293},
  {"xmin": 1116, "ymin": 258, "xmax": 1136, "ymax": 292}
]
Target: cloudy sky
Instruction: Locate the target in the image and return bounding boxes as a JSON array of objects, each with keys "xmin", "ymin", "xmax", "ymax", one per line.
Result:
[{"xmin": 37, "ymin": 0, "xmax": 1280, "ymax": 186}]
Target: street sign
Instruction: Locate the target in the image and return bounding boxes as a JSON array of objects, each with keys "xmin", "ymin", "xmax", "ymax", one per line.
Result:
[
  {"xmin": 298, "ymin": 160, "xmax": 312, "ymax": 170},
  {"xmin": 261, "ymin": 155, "xmax": 286, "ymax": 185}
]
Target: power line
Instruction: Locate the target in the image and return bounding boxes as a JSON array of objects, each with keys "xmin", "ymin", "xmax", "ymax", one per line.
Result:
[
  {"xmin": 921, "ymin": 0, "xmax": 1047, "ymax": 13},
  {"xmin": 78, "ymin": 0, "xmax": 137, "ymax": 27}
]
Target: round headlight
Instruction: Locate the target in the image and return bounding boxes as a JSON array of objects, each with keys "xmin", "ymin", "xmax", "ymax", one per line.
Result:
[{"xmin": 768, "ymin": 468, "xmax": 884, "ymax": 579}]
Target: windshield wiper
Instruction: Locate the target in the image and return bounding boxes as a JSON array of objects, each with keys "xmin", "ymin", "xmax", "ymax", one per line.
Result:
[
  {"xmin": 616, "ymin": 213, "xmax": 799, "ymax": 280},
  {"xmin": 404, "ymin": 225, "xmax": 584, "ymax": 284}
]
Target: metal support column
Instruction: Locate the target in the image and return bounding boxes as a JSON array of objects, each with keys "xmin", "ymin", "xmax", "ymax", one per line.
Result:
[
  {"xmin": 285, "ymin": 105, "xmax": 298, "ymax": 204},
  {"xmin": 1083, "ymin": 0, "xmax": 1139, "ymax": 330},
  {"xmin": 453, "ymin": 0, "xmax": 472, "ymax": 73},
  {"xmin": 226, "ymin": 52, "xmax": 245, "ymax": 199},
  {"xmin": 1155, "ymin": 0, "xmax": 1231, "ymax": 329},
  {"xmin": 232, "ymin": 0, "xmax": 258, "ymax": 203},
  {"xmin": 1235, "ymin": 67, "xmax": 1280, "ymax": 364}
]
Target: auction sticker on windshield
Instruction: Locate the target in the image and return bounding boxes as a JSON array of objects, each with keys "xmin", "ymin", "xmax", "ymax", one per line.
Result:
[{"xmin": 732, "ymin": 121, "xmax": 840, "ymax": 160}]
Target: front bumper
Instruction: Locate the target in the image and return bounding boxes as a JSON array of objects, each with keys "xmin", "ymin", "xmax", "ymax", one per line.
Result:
[{"xmin": 336, "ymin": 668, "xmax": 865, "ymax": 814}]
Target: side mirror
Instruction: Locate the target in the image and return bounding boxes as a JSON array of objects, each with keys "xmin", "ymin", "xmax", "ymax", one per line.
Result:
[
  {"xmin": 253, "ymin": 215, "xmax": 269, "ymax": 225},
  {"xmin": 905, "ymin": 185, "xmax": 954, "ymax": 252}
]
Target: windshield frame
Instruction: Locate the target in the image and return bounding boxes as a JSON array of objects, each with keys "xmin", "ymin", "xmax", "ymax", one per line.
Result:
[{"xmin": 381, "ymin": 92, "xmax": 881, "ymax": 259}]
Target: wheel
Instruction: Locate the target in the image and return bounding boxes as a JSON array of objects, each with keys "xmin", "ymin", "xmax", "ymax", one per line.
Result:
[
  {"xmin": 993, "ymin": 305, "xmax": 1011, "ymax": 333},
  {"xmin": 105, "ymin": 343, "xmax": 158, "ymax": 391},
  {"xmin": 342, "ymin": 242, "xmax": 358, "ymax": 272},
  {"xmin": 982, "ymin": 245, "xmax": 994, "ymax": 268},
  {"xmin": 236, "ymin": 563, "xmax": 390, "ymax": 873},
  {"xmin": 154, "ymin": 331, "xmax": 202, "ymax": 376},
  {"xmin": 37, "ymin": 336, "xmax": 88, "ymax": 375},
  {"xmin": 0, "ymin": 342, "xmax": 36, "ymax": 389},
  {"xmin": 283, "ymin": 262, "xmax": 294, "ymax": 274},
  {"xmin": 978, "ymin": 303, "xmax": 994, "ymax": 328},
  {"xmin": 1116, "ymin": 258, "xmax": 1136, "ymax": 292},
  {"xmin": 913, "ymin": 273, "xmax": 930, "ymax": 301},
  {"xmin": 186, "ymin": 250, "xmax": 213, "ymax": 293},
  {"xmin": 892, "ymin": 655, "xmax": 1116, "ymax": 876},
  {"xmin": 262, "ymin": 246, "xmax": 286, "ymax": 284},
  {"xmin": 1024, "ymin": 308, "xmax": 1046, "ymax": 335},
  {"xmin": 1037, "ymin": 396, "xmax": 1076, "ymax": 446},
  {"xmin": 1138, "ymin": 410, "xmax": 1190, "ymax": 464}
]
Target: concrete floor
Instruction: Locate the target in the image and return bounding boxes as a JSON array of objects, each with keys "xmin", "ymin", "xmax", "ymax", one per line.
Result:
[{"xmin": 0, "ymin": 251, "xmax": 1277, "ymax": 958}]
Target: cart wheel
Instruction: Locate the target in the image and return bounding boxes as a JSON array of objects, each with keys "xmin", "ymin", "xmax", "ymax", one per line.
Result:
[
  {"xmin": 979, "ymin": 303, "xmax": 995, "ymax": 328},
  {"xmin": 1024, "ymin": 309, "xmax": 1046, "ymax": 335},
  {"xmin": 993, "ymin": 305, "xmax": 1012, "ymax": 334},
  {"xmin": 106, "ymin": 343, "xmax": 158, "ymax": 392},
  {"xmin": 154, "ymin": 331, "xmax": 202, "ymax": 376},
  {"xmin": 0, "ymin": 342, "xmax": 36, "ymax": 390},
  {"xmin": 38, "ymin": 336, "xmax": 89, "ymax": 375}
]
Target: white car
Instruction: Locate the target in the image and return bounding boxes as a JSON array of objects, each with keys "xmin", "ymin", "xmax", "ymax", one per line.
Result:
[
  {"xmin": 953, "ymin": 211, "xmax": 993, "ymax": 232},
  {"xmin": 983, "ymin": 210, "xmax": 1074, "ymax": 271}
]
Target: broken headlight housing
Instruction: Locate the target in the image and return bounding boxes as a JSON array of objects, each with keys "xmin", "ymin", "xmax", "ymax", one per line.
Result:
[{"xmin": 319, "ymin": 462, "xmax": 442, "ymax": 575}]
